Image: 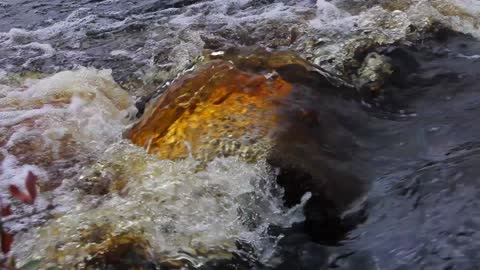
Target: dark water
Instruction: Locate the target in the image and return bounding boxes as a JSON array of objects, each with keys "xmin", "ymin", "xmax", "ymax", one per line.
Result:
[
  {"xmin": 1, "ymin": 0, "xmax": 479, "ymax": 269},
  {"xmin": 234, "ymin": 34, "xmax": 480, "ymax": 270},
  {"xmin": 295, "ymin": 34, "xmax": 480, "ymax": 270},
  {"xmin": 0, "ymin": 0, "xmax": 206, "ymax": 91},
  {"xmin": 351, "ymin": 36, "xmax": 480, "ymax": 270}
]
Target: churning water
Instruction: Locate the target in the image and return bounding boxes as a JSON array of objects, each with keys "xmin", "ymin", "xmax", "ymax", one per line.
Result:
[{"xmin": 0, "ymin": 0, "xmax": 479, "ymax": 269}]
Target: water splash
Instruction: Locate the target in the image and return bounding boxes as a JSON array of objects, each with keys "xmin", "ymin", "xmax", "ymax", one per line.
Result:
[
  {"xmin": 0, "ymin": 67, "xmax": 135, "ymax": 219},
  {"xmin": 0, "ymin": 66, "xmax": 307, "ymax": 268},
  {"xmin": 13, "ymin": 145, "xmax": 307, "ymax": 268}
]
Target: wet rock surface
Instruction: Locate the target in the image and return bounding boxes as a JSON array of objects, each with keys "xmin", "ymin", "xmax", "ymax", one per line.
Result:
[
  {"xmin": 1, "ymin": 0, "xmax": 480, "ymax": 269},
  {"xmin": 152, "ymin": 32, "xmax": 480, "ymax": 270},
  {"xmin": 278, "ymin": 31, "xmax": 480, "ymax": 270},
  {"xmin": 128, "ymin": 49, "xmax": 368, "ymax": 246},
  {"xmin": 128, "ymin": 31, "xmax": 480, "ymax": 269}
]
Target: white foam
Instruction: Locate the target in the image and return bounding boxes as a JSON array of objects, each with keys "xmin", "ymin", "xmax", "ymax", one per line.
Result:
[
  {"xmin": 450, "ymin": 0, "xmax": 480, "ymax": 13},
  {"xmin": 110, "ymin": 49, "xmax": 131, "ymax": 57},
  {"xmin": 13, "ymin": 146, "xmax": 307, "ymax": 267},
  {"xmin": 0, "ymin": 67, "xmax": 135, "ymax": 205},
  {"xmin": 1, "ymin": 66, "xmax": 308, "ymax": 267},
  {"xmin": 457, "ymin": 53, "xmax": 480, "ymax": 59},
  {"xmin": 1, "ymin": 0, "xmax": 478, "ymax": 267},
  {"xmin": 17, "ymin": 42, "xmax": 56, "ymax": 67},
  {"xmin": 314, "ymin": 0, "xmax": 351, "ymax": 22}
]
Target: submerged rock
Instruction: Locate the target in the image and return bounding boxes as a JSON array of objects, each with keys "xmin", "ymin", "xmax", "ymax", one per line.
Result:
[
  {"xmin": 55, "ymin": 223, "xmax": 154, "ymax": 270},
  {"xmin": 128, "ymin": 49, "xmax": 368, "ymax": 242},
  {"xmin": 355, "ymin": 52, "xmax": 393, "ymax": 96},
  {"xmin": 128, "ymin": 58, "xmax": 292, "ymax": 163},
  {"xmin": 129, "ymin": 49, "xmax": 346, "ymax": 162},
  {"xmin": 296, "ymin": 0, "xmax": 480, "ymax": 89}
]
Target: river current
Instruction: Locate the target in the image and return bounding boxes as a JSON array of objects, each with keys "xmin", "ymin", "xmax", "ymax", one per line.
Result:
[{"xmin": 0, "ymin": 1, "xmax": 479, "ymax": 269}]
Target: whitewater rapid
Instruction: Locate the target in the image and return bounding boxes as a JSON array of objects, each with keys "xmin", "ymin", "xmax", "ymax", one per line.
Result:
[{"xmin": 0, "ymin": 0, "xmax": 479, "ymax": 268}]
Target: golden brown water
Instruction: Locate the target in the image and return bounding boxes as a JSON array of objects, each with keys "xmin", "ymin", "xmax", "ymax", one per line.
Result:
[{"xmin": 129, "ymin": 59, "xmax": 292, "ymax": 163}]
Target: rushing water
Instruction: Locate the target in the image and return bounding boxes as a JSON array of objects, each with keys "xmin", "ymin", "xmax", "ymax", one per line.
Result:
[{"xmin": 0, "ymin": 0, "xmax": 480, "ymax": 269}]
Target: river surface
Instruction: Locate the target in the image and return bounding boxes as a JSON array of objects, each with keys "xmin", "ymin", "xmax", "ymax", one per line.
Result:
[{"xmin": 0, "ymin": 1, "xmax": 479, "ymax": 269}]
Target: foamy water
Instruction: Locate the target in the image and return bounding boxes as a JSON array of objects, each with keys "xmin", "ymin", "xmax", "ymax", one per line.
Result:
[
  {"xmin": 14, "ymin": 146, "xmax": 308, "ymax": 268},
  {"xmin": 0, "ymin": 68, "xmax": 308, "ymax": 267},
  {"xmin": 0, "ymin": 0, "xmax": 480, "ymax": 268},
  {"xmin": 0, "ymin": 68, "xmax": 134, "ymax": 225},
  {"xmin": 1, "ymin": 0, "xmax": 479, "ymax": 86}
]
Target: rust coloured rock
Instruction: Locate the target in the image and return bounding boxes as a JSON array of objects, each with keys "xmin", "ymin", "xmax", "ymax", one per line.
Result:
[
  {"xmin": 128, "ymin": 49, "xmax": 368, "ymax": 243},
  {"xmin": 128, "ymin": 56, "xmax": 294, "ymax": 163}
]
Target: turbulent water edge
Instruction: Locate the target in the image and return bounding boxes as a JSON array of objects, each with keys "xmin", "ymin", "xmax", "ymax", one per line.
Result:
[{"xmin": 0, "ymin": 0, "xmax": 479, "ymax": 269}]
